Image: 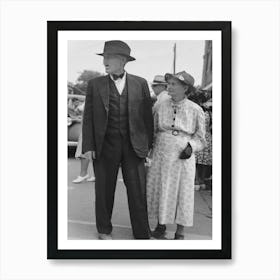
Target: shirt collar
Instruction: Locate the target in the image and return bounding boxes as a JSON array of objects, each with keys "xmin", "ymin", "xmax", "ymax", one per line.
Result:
[{"xmin": 110, "ymin": 71, "xmax": 126, "ymax": 82}]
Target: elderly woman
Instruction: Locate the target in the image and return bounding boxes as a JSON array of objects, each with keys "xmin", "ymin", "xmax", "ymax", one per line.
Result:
[{"xmin": 146, "ymin": 71, "xmax": 206, "ymax": 240}]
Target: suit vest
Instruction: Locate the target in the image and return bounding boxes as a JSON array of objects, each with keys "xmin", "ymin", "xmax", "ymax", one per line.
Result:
[{"xmin": 106, "ymin": 78, "xmax": 129, "ymax": 137}]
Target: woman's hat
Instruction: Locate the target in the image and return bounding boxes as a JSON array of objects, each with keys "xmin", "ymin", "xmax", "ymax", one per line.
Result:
[
  {"xmin": 97, "ymin": 40, "xmax": 135, "ymax": 61},
  {"xmin": 151, "ymin": 75, "xmax": 168, "ymax": 86},
  {"xmin": 164, "ymin": 71, "xmax": 195, "ymax": 86}
]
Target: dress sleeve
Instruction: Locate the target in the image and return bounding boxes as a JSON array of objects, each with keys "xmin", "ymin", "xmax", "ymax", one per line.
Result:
[
  {"xmin": 153, "ymin": 109, "xmax": 159, "ymax": 137},
  {"xmin": 189, "ymin": 108, "xmax": 206, "ymax": 153},
  {"xmin": 148, "ymin": 109, "xmax": 159, "ymax": 159}
]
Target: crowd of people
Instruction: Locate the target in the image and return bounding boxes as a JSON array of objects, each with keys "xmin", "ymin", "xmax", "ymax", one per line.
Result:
[{"xmin": 69, "ymin": 40, "xmax": 212, "ymax": 240}]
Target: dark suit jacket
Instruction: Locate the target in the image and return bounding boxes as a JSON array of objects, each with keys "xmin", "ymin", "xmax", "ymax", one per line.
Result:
[{"xmin": 82, "ymin": 73, "xmax": 154, "ymax": 159}]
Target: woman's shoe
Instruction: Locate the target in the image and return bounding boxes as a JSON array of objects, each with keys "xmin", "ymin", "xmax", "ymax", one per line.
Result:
[
  {"xmin": 87, "ymin": 176, "xmax": 96, "ymax": 182},
  {"xmin": 72, "ymin": 174, "xmax": 89, "ymax": 183},
  {"xmin": 174, "ymin": 233, "xmax": 185, "ymax": 240},
  {"xmin": 152, "ymin": 224, "xmax": 166, "ymax": 239}
]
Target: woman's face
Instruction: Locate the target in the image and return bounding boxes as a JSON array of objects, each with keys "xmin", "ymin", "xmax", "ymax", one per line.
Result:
[{"xmin": 167, "ymin": 77, "xmax": 188, "ymax": 98}]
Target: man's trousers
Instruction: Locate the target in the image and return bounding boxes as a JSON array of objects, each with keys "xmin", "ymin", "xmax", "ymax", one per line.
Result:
[{"xmin": 93, "ymin": 132, "xmax": 150, "ymax": 239}]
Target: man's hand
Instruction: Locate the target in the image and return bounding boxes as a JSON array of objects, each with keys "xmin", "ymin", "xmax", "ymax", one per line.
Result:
[
  {"xmin": 179, "ymin": 143, "xmax": 193, "ymax": 159},
  {"xmin": 84, "ymin": 151, "xmax": 96, "ymax": 160}
]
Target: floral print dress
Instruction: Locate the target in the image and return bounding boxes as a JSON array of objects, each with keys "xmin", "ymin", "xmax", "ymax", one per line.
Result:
[
  {"xmin": 146, "ymin": 98, "xmax": 206, "ymax": 227},
  {"xmin": 196, "ymin": 110, "xmax": 212, "ymax": 165}
]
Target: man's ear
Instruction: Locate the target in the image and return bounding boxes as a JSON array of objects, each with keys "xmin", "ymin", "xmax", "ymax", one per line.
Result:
[{"xmin": 121, "ymin": 55, "xmax": 128, "ymax": 66}]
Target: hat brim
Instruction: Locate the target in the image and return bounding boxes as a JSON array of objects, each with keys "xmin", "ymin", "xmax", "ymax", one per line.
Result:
[
  {"xmin": 164, "ymin": 73, "xmax": 191, "ymax": 86},
  {"xmin": 151, "ymin": 82, "xmax": 167, "ymax": 86},
  {"xmin": 97, "ymin": 53, "xmax": 135, "ymax": 61}
]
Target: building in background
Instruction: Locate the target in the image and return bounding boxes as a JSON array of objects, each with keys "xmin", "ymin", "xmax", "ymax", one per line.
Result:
[{"xmin": 201, "ymin": 40, "xmax": 212, "ymax": 91}]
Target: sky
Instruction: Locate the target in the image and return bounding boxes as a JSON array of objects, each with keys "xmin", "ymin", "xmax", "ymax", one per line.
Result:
[{"xmin": 68, "ymin": 40, "xmax": 205, "ymax": 86}]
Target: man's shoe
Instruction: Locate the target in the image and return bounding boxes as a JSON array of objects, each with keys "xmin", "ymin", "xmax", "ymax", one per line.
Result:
[
  {"xmin": 72, "ymin": 174, "xmax": 89, "ymax": 183},
  {"xmin": 98, "ymin": 233, "xmax": 113, "ymax": 240}
]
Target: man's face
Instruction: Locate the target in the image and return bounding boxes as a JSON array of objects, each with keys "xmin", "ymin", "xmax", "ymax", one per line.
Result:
[
  {"xmin": 72, "ymin": 99, "xmax": 79, "ymax": 107},
  {"xmin": 152, "ymin": 84, "xmax": 166, "ymax": 96},
  {"xmin": 103, "ymin": 54, "xmax": 126, "ymax": 74}
]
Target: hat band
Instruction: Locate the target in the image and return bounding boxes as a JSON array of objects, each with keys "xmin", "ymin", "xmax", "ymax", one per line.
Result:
[
  {"xmin": 101, "ymin": 51, "xmax": 130, "ymax": 57},
  {"xmin": 98, "ymin": 50, "xmax": 135, "ymax": 61}
]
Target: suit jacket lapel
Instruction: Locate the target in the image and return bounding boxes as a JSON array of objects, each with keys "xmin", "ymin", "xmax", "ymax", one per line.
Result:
[
  {"xmin": 126, "ymin": 73, "xmax": 139, "ymax": 108},
  {"xmin": 98, "ymin": 75, "xmax": 110, "ymax": 115},
  {"xmin": 98, "ymin": 74, "xmax": 140, "ymax": 116}
]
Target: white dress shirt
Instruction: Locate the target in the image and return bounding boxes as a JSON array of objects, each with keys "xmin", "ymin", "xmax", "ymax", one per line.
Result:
[{"xmin": 110, "ymin": 72, "xmax": 126, "ymax": 95}]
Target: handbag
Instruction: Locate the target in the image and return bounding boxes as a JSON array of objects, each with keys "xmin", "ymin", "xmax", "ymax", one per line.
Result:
[{"xmin": 179, "ymin": 143, "xmax": 192, "ymax": 159}]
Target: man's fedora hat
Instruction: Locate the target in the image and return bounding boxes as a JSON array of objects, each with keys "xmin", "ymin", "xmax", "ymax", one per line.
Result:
[
  {"xmin": 151, "ymin": 75, "xmax": 168, "ymax": 86},
  {"xmin": 164, "ymin": 71, "xmax": 195, "ymax": 86},
  {"xmin": 97, "ymin": 40, "xmax": 135, "ymax": 61}
]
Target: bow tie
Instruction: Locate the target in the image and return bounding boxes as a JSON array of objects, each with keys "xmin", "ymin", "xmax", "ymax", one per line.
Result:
[{"xmin": 112, "ymin": 72, "xmax": 125, "ymax": 80}]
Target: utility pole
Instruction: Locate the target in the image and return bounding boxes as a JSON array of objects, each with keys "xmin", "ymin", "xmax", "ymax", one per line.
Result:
[{"xmin": 173, "ymin": 43, "xmax": 176, "ymax": 74}]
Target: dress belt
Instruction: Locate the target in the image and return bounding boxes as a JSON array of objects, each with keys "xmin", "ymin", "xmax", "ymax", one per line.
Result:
[{"xmin": 159, "ymin": 129, "xmax": 189, "ymax": 137}]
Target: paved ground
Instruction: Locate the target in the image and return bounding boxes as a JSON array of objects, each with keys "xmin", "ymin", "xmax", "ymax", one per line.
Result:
[{"xmin": 68, "ymin": 158, "xmax": 212, "ymax": 240}]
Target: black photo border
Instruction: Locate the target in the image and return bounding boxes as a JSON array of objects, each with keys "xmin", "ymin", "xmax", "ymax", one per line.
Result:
[{"xmin": 47, "ymin": 21, "xmax": 231, "ymax": 259}]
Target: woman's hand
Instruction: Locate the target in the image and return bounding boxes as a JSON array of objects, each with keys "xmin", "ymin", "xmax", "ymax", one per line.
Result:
[
  {"xmin": 145, "ymin": 157, "xmax": 152, "ymax": 167},
  {"xmin": 179, "ymin": 143, "xmax": 193, "ymax": 159},
  {"xmin": 145, "ymin": 149, "xmax": 153, "ymax": 167}
]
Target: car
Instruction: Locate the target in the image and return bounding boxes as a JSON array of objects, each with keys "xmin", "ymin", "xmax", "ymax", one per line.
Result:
[{"xmin": 68, "ymin": 94, "xmax": 85, "ymax": 147}]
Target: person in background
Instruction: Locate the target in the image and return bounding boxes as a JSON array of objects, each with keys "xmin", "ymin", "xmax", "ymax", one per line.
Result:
[
  {"xmin": 151, "ymin": 75, "xmax": 170, "ymax": 114},
  {"xmin": 195, "ymin": 99, "xmax": 212, "ymax": 190},
  {"xmin": 72, "ymin": 134, "xmax": 96, "ymax": 183},
  {"xmin": 71, "ymin": 101, "xmax": 95, "ymax": 183},
  {"xmin": 146, "ymin": 71, "xmax": 206, "ymax": 240},
  {"xmin": 82, "ymin": 40, "xmax": 153, "ymax": 240},
  {"xmin": 68, "ymin": 97, "xmax": 81, "ymax": 117}
]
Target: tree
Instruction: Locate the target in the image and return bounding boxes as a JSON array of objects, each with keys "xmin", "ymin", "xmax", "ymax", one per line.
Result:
[{"xmin": 74, "ymin": 70, "xmax": 103, "ymax": 95}]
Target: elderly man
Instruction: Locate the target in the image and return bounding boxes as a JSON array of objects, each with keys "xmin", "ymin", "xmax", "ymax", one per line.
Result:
[
  {"xmin": 82, "ymin": 40, "xmax": 153, "ymax": 240},
  {"xmin": 151, "ymin": 75, "xmax": 170, "ymax": 114}
]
